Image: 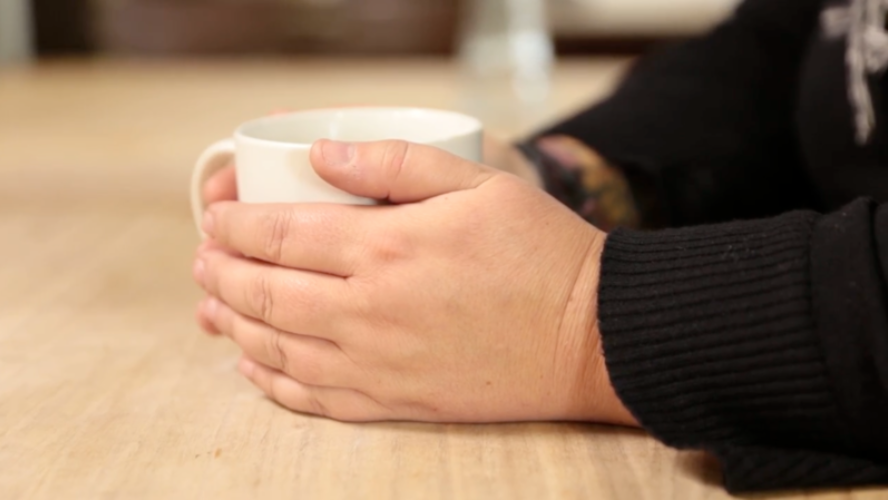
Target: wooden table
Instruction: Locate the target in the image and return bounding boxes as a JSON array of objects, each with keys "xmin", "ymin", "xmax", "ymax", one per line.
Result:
[{"xmin": 0, "ymin": 59, "xmax": 882, "ymax": 500}]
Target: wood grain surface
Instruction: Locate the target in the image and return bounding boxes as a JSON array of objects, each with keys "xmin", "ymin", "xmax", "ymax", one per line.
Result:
[{"xmin": 0, "ymin": 58, "xmax": 884, "ymax": 500}]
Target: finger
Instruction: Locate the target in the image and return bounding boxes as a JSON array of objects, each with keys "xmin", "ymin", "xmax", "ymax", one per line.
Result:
[
  {"xmin": 195, "ymin": 297, "xmax": 221, "ymax": 335},
  {"xmin": 198, "ymin": 249, "xmax": 354, "ymax": 341},
  {"xmin": 310, "ymin": 139, "xmax": 496, "ymax": 204},
  {"xmin": 239, "ymin": 357, "xmax": 391, "ymax": 422},
  {"xmin": 202, "ymin": 165, "xmax": 238, "ymax": 205},
  {"xmin": 193, "ymin": 240, "xmax": 241, "ymax": 288},
  {"xmin": 205, "ymin": 201, "xmax": 384, "ymax": 276},
  {"xmin": 208, "ymin": 298, "xmax": 356, "ymax": 388}
]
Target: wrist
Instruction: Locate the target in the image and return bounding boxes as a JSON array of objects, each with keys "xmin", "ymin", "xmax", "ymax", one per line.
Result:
[{"xmin": 558, "ymin": 228, "xmax": 638, "ymax": 426}]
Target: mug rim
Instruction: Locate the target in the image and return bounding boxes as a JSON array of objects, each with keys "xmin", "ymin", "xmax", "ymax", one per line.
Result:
[{"xmin": 234, "ymin": 106, "xmax": 483, "ymax": 148}]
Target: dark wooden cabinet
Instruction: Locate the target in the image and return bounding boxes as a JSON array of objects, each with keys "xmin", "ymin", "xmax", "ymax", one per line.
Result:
[
  {"xmin": 31, "ymin": 0, "xmax": 672, "ymax": 57},
  {"xmin": 88, "ymin": 0, "xmax": 459, "ymax": 56},
  {"xmin": 33, "ymin": 0, "xmax": 93, "ymax": 54}
]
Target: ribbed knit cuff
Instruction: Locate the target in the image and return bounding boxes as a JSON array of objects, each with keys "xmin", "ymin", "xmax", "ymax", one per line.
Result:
[{"xmin": 598, "ymin": 211, "xmax": 853, "ymax": 492}]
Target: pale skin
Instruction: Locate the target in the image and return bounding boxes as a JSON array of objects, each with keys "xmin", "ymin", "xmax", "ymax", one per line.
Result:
[{"xmin": 193, "ymin": 137, "xmax": 637, "ymax": 426}]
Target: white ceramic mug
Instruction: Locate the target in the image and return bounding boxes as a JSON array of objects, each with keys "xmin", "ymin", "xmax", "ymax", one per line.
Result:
[{"xmin": 191, "ymin": 107, "xmax": 484, "ymax": 236}]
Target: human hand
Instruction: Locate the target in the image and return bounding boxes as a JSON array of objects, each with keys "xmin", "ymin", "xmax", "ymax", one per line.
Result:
[
  {"xmin": 194, "ymin": 135, "xmax": 540, "ymax": 335},
  {"xmin": 193, "ymin": 139, "xmax": 635, "ymax": 426},
  {"xmin": 194, "ymin": 163, "xmax": 238, "ymax": 335},
  {"xmin": 197, "ymin": 132, "xmax": 542, "ymax": 210}
]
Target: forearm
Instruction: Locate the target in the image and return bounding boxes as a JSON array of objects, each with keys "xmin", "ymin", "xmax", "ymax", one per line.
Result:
[
  {"xmin": 523, "ymin": 0, "xmax": 824, "ymax": 227},
  {"xmin": 596, "ymin": 198, "xmax": 888, "ymax": 492}
]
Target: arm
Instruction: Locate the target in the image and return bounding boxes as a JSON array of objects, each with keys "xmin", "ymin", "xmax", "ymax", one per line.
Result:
[
  {"xmin": 522, "ymin": 0, "xmax": 824, "ymax": 228},
  {"xmin": 598, "ymin": 197, "xmax": 888, "ymax": 492},
  {"xmin": 196, "ymin": 137, "xmax": 886, "ymax": 493}
]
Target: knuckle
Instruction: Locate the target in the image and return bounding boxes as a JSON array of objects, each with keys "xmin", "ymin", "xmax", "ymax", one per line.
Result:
[
  {"xmin": 248, "ymin": 270, "xmax": 276, "ymax": 324},
  {"xmin": 381, "ymin": 140, "xmax": 411, "ymax": 183},
  {"xmin": 306, "ymin": 393, "xmax": 330, "ymax": 418},
  {"xmin": 264, "ymin": 376, "xmax": 280, "ymax": 403},
  {"xmin": 290, "ymin": 355, "xmax": 327, "ymax": 387},
  {"xmin": 368, "ymin": 230, "xmax": 412, "ymax": 263},
  {"xmin": 260, "ymin": 209, "xmax": 293, "ymax": 262},
  {"xmin": 267, "ymin": 328, "xmax": 290, "ymax": 373}
]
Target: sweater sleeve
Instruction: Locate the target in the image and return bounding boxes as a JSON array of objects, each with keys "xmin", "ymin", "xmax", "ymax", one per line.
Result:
[
  {"xmin": 598, "ymin": 197, "xmax": 888, "ymax": 493},
  {"xmin": 527, "ymin": 0, "xmax": 824, "ymax": 227}
]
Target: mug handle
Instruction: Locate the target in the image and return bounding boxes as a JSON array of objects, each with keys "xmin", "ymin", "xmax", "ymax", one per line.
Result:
[{"xmin": 191, "ymin": 139, "xmax": 235, "ymax": 238}]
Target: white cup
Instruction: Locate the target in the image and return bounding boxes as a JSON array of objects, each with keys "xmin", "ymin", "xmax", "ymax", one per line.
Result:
[{"xmin": 191, "ymin": 107, "xmax": 484, "ymax": 236}]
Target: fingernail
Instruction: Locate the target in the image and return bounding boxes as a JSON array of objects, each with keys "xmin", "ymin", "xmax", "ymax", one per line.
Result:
[
  {"xmin": 193, "ymin": 258, "xmax": 206, "ymax": 286},
  {"xmin": 202, "ymin": 210, "xmax": 215, "ymax": 237},
  {"xmin": 321, "ymin": 140, "xmax": 355, "ymax": 167},
  {"xmin": 238, "ymin": 357, "xmax": 256, "ymax": 376}
]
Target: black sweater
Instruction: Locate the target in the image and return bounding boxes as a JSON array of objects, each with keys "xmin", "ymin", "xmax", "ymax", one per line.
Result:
[{"xmin": 527, "ymin": 0, "xmax": 888, "ymax": 493}]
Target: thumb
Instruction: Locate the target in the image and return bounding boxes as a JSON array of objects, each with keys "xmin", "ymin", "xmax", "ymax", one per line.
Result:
[{"xmin": 310, "ymin": 139, "xmax": 495, "ymax": 204}]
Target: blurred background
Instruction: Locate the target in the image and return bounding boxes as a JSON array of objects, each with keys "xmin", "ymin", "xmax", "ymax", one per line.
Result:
[
  {"xmin": 0, "ymin": 0, "xmax": 740, "ymax": 135},
  {"xmin": 1, "ymin": 0, "xmax": 738, "ymax": 59}
]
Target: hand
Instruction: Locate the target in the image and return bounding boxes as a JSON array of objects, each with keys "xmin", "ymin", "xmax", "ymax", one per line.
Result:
[
  {"xmin": 193, "ymin": 164, "xmax": 238, "ymax": 334},
  {"xmin": 193, "ymin": 139, "xmax": 635, "ymax": 426},
  {"xmin": 193, "ymin": 137, "xmax": 541, "ymax": 336},
  {"xmin": 197, "ymin": 133, "xmax": 542, "ymax": 209}
]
